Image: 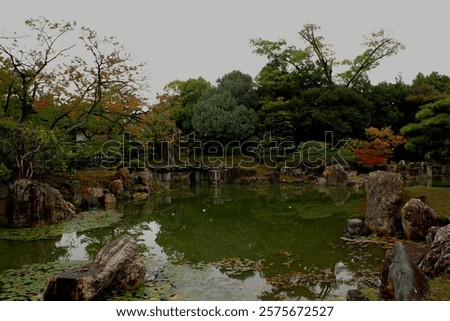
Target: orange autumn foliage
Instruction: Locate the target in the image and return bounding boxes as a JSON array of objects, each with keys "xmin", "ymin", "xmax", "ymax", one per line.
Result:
[{"xmin": 354, "ymin": 127, "xmax": 406, "ymax": 167}]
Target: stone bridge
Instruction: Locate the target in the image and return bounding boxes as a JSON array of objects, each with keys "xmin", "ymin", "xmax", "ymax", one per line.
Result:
[{"xmin": 150, "ymin": 165, "xmax": 257, "ymax": 188}]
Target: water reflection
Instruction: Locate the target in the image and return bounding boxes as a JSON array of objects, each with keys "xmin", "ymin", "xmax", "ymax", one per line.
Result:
[
  {"xmin": 0, "ymin": 185, "xmax": 385, "ymax": 300},
  {"xmin": 0, "ymin": 238, "xmax": 62, "ymax": 271},
  {"xmin": 55, "ymin": 232, "xmax": 89, "ymax": 261}
]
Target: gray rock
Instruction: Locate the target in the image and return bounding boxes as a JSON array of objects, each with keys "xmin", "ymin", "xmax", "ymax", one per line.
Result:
[
  {"xmin": 84, "ymin": 187, "xmax": 104, "ymax": 208},
  {"xmin": 109, "ymin": 179, "xmax": 124, "ymax": 197},
  {"xmin": 138, "ymin": 171, "xmax": 156, "ymax": 193},
  {"xmin": 7, "ymin": 179, "xmax": 75, "ymax": 228},
  {"xmin": 345, "ymin": 218, "xmax": 371, "ymax": 238},
  {"xmin": 425, "ymin": 226, "xmax": 439, "ymax": 245},
  {"xmin": 365, "ymin": 171, "xmax": 403, "ymax": 236},
  {"xmin": 323, "ymin": 164, "xmax": 349, "ymax": 186},
  {"xmin": 115, "ymin": 168, "xmax": 134, "ymax": 191},
  {"xmin": 43, "ymin": 235, "xmax": 146, "ymax": 300},
  {"xmin": 132, "ymin": 192, "xmax": 149, "ymax": 201},
  {"xmin": 312, "ymin": 177, "xmax": 327, "ymax": 186},
  {"xmin": 419, "ymin": 224, "xmax": 450, "ymax": 278},
  {"xmin": 380, "ymin": 242, "xmax": 429, "ymax": 301},
  {"xmin": 89, "ymin": 187, "xmax": 104, "ymax": 200},
  {"xmin": 401, "ymin": 198, "xmax": 438, "ymax": 240}
]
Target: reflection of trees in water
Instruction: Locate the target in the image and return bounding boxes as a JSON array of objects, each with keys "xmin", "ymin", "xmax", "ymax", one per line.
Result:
[
  {"xmin": 123, "ymin": 185, "xmax": 382, "ymax": 300},
  {"xmin": 0, "ymin": 184, "xmax": 383, "ymax": 300},
  {"xmin": 0, "ymin": 238, "xmax": 63, "ymax": 272},
  {"xmin": 258, "ymin": 261, "xmax": 369, "ymax": 300},
  {"xmin": 258, "ymin": 271, "xmax": 331, "ymax": 300},
  {"xmin": 76, "ymin": 222, "xmax": 152, "ymax": 260}
]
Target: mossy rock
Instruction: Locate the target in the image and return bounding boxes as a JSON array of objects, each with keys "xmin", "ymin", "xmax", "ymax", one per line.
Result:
[{"xmin": 359, "ymin": 287, "xmax": 380, "ymax": 301}]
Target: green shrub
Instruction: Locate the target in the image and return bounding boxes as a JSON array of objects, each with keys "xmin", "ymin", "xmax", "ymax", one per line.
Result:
[{"xmin": 0, "ymin": 163, "xmax": 12, "ymax": 183}]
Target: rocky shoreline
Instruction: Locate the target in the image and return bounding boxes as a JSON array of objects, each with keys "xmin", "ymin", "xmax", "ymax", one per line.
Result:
[{"xmin": 0, "ymin": 163, "xmax": 449, "ymax": 300}]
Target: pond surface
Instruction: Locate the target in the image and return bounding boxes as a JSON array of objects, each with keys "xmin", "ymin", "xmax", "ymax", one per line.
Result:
[{"xmin": 0, "ymin": 184, "xmax": 385, "ymax": 300}]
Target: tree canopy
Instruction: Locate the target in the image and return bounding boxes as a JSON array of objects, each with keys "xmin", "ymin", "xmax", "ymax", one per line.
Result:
[
  {"xmin": 0, "ymin": 17, "xmax": 151, "ymax": 177},
  {"xmin": 251, "ymin": 23, "xmax": 405, "ymax": 89},
  {"xmin": 1, "ymin": 18, "xmax": 449, "ymax": 178},
  {"xmin": 401, "ymin": 97, "xmax": 450, "ymax": 161},
  {"xmin": 192, "ymin": 71, "xmax": 258, "ymax": 141}
]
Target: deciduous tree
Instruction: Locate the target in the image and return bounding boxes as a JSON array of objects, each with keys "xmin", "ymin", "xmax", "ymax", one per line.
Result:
[
  {"xmin": 251, "ymin": 23, "xmax": 405, "ymax": 88},
  {"xmin": 354, "ymin": 127, "xmax": 406, "ymax": 167},
  {"xmin": 0, "ymin": 17, "xmax": 75, "ymax": 123}
]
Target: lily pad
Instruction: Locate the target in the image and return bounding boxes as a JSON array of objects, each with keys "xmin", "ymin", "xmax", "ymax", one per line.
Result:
[
  {"xmin": 0, "ymin": 210, "xmax": 124, "ymax": 241},
  {"xmin": 214, "ymin": 257, "xmax": 262, "ymax": 279},
  {"xmin": 0, "ymin": 260, "xmax": 87, "ymax": 301}
]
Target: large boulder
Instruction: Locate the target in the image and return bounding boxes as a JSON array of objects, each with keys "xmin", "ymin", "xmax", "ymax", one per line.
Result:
[
  {"xmin": 7, "ymin": 179, "xmax": 75, "ymax": 228},
  {"xmin": 323, "ymin": 164, "xmax": 348, "ymax": 186},
  {"xmin": 419, "ymin": 224, "xmax": 450, "ymax": 278},
  {"xmin": 82, "ymin": 187, "xmax": 105, "ymax": 208},
  {"xmin": 401, "ymin": 198, "xmax": 438, "ymax": 240},
  {"xmin": 380, "ymin": 242, "xmax": 429, "ymax": 301},
  {"xmin": 115, "ymin": 168, "xmax": 134, "ymax": 191},
  {"xmin": 137, "ymin": 171, "xmax": 156, "ymax": 193},
  {"xmin": 43, "ymin": 235, "xmax": 146, "ymax": 300},
  {"xmin": 345, "ymin": 218, "xmax": 370, "ymax": 238},
  {"xmin": 109, "ymin": 179, "xmax": 124, "ymax": 198},
  {"xmin": 365, "ymin": 171, "xmax": 403, "ymax": 236}
]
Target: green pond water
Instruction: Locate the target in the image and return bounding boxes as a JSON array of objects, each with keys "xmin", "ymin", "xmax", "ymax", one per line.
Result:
[{"xmin": 0, "ymin": 184, "xmax": 386, "ymax": 301}]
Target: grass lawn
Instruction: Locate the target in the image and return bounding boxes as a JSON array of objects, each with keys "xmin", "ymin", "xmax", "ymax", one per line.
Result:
[{"xmin": 403, "ymin": 185, "xmax": 450, "ymax": 218}]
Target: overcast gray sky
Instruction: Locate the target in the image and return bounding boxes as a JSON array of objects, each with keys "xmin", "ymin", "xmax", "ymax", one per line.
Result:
[{"xmin": 2, "ymin": 0, "xmax": 450, "ymax": 101}]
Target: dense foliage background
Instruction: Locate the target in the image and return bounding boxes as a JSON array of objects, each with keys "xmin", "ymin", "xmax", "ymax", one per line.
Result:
[{"xmin": 1, "ymin": 19, "xmax": 449, "ymax": 181}]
